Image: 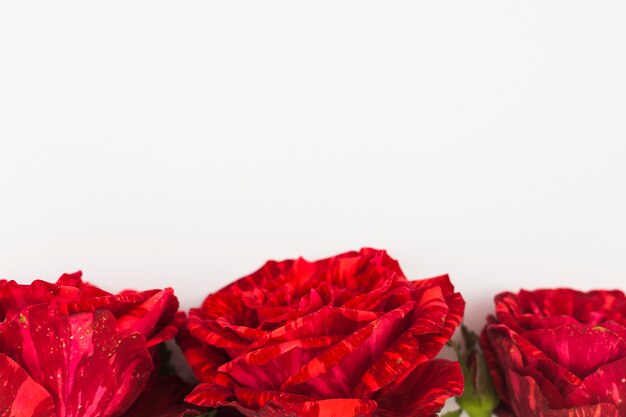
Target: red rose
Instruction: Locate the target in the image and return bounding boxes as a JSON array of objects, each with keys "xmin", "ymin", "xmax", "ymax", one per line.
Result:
[
  {"xmin": 0, "ymin": 271, "xmax": 186, "ymax": 417},
  {"xmin": 481, "ymin": 288, "xmax": 626, "ymax": 417},
  {"xmin": 180, "ymin": 248, "xmax": 465, "ymax": 417}
]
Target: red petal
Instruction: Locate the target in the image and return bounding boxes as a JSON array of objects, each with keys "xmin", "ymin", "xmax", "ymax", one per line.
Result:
[
  {"xmin": 186, "ymin": 316, "xmax": 251, "ymax": 349},
  {"xmin": 115, "ymin": 288, "xmax": 180, "ymax": 346},
  {"xmin": 247, "ymin": 306, "xmax": 379, "ymax": 352},
  {"xmin": 495, "ymin": 289, "xmax": 626, "ymax": 333},
  {"xmin": 411, "ymin": 274, "xmax": 456, "ymax": 297},
  {"xmin": 190, "ymin": 387, "xmax": 377, "ymax": 417},
  {"xmin": 66, "ymin": 291, "xmax": 155, "ymax": 316},
  {"xmin": 56, "ymin": 271, "xmax": 111, "ymax": 299},
  {"xmin": 504, "ymin": 368, "xmax": 619, "ymax": 417},
  {"xmin": 177, "ymin": 327, "xmax": 234, "ymax": 387},
  {"xmin": 566, "ymin": 357, "xmax": 626, "ymax": 415},
  {"xmin": 185, "ymin": 382, "xmax": 236, "ymax": 408},
  {"xmin": 219, "ymin": 335, "xmax": 343, "ymax": 391},
  {"xmin": 340, "ymin": 275, "xmax": 410, "ymax": 312},
  {"xmin": 233, "ymin": 388, "xmax": 315, "ymax": 410},
  {"xmin": 355, "ymin": 281, "xmax": 464, "ymax": 397},
  {"xmin": 374, "ymin": 359, "xmax": 464, "ymax": 417},
  {"xmin": 486, "ymin": 324, "xmax": 577, "ymax": 408},
  {"xmin": 480, "ymin": 321, "xmax": 511, "ymax": 406},
  {"xmin": 281, "ymin": 302, "xmax": 416, "ymax": 396},
  {"xmin": 0, "ymin": 304, "xmax": 153, "ymax": 417},
  {"xmin": 415, "ymin": 291, "xmax": 465, "ymax": 359},
  {"xmin": 523, "ymin": 324, "xmax": 626, "ymax": 379},
  {"xmin": 0, "ymin": 279, "xmax": 79, "ymax": 321},
  {"xmin": 353, "ymin": 329, "xmax": 421, "ymax": 397},
  {"xmin": 146, "ymin": 311, "xmax": 187, "ymax": 348},
  {"xmin": 263, "ymin": 398, "xmax": 377, "ymax": 417},
  {"xmin": 0, "ymin": 353, "xmax": 56, "ymax": 417}
]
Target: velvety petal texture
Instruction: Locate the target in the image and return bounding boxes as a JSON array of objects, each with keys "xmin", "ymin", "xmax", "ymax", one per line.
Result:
[
  {"xmin": 481, "ymin": 288, "xmax": 626, "ymax": 417},
  {"xmin": 0, "ymin": 272, "xmax": 184, "ymax": 417},
  {"xmin": 180, "ymin": 248, "xmax": 465, "ymax": 417}
]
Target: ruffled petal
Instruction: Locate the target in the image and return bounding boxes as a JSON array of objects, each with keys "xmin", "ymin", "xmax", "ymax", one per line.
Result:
[
  {"xmin": 566, "ymin": 357, "xmax": 626, "ymax": 415},
  {"xmin": 184, "ymin": 382, "xmax": 236, "ymax": 408},
  {"xmin": 145, "ymin": 311, "xmax": 187, "ymax": 348},
  {"xmin": 374, "ymin": 359, "xmax": 463, "ymax": 417},
  {"xmin": 354, "ymin": 286, "xmax": 463, "ymax": 397},
  {"xmin": 219, "ymin": 335, "xmax": 343, "ymax": 391},
  {"xmin": 196, "ymin": 387, "xmax": 377, "ymax": 417},
  {"xmin": 0, "ymin": 279, "xmax": 79, "ymax": 322},
  {"xmin": 247, "ymin": 306, "xmax": 380, "ymax": 352},
  {"xmin": 115, "ymin": 288, "xmax": 180, "ymax": 346},
  {"xmin": 415, "ymin": 291, "xmax": 465, "ymax": 359},
  {"xmin": 281, "ymin": 302, "xmax": 416, "ymax": 397},
  {"xmin": 522, "ymin": 324, "xmax": 626, "ymax": 379},
  {"xmin": 55, "ymin": 271, "xmax": 111, "ymax": 299},
  {"xmin": 260, "ymin": 398, "xmax": 377, "ymax": 417},
  {"xmin": 177, "ymin": 327, "xmax": 234, "ymax": 387},
  {"xmin": 503, "ymin": 368, "xmax": 619, "ymax": 417},
  {"xmin": 490, "ymin": 324, "xmax": 581, "ymax": 401}
]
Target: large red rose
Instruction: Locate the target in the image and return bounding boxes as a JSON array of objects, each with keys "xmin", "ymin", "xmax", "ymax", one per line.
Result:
[
  {"xmin": 180, "ymin": 248, "xmax": 465, "ymax": 417},
  {"xmin": 0, "ymin": 271, "xmax": 187, "ymax": 417},
  {"xmin": 481, "ymin": 288, "xmax": 626, "ymax": 417}
]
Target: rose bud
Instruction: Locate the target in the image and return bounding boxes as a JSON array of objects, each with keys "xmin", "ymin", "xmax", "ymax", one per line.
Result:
[
  {"xmin": 447, "ymin": 324, "xmax": 499, "ymax": 417},
  {"xmin": 180, "ymin": 248, "xmax": 465, "ymax": 417},
  {"xmin": 481, "ymin": 288, "xmax": 626, "ymax": 417},
  {"xmin": 0, "ymin": 271, "xmax": 187, "ymax": 417}
]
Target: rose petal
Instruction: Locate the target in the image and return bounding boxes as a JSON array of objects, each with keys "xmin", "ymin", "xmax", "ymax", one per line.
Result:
[
  {"xmin": 177, "ymin": 327, "xmax": 234, "ymax": 387},
  {"xmin": 186, "ymin": 316, "xmax": 251, "ymax": 349},
  {"xmin": 0, "ymin": 353, "xmax": 56, "ymax": 417},
  {"xmin": 411, "ymin": 274, "xmax": 456, "ymax": 297},
  {"xmin": 185, "ymin": 382, "xmax": 237, "ymax": 408},
  {"xmin": 56, "ymin": 271, "xmax": 111, "ymax": 299},
  {"xmin": 0, "ymin": 304, "xmax": 153, "ymax": 417},
  {"xmin": 501, "ymin": 289, "xmax": 626, "ymax": 331},
  {"xmin": 246, "ymin": 306, "xmax": 380, "ymax": 352},
  {"xmin": 219, "ymin": 336, "xmax": 343, "ymax": 391},
  {"xmin": 486, "ymin": 324, "xmax": 578, "ymax": 408},
  {"xmin": 281, "ymin": 302, "xmax": 416, "ymax": 396},
  {"xmin": 504, "ymin": 368, "xmax": 619, "ymax": 417},
  {"xmin": 66, "ymin": 291, "xmax": 157, "ymax": 317},
  {"xmin": 523, "ymin": 324, "xmax": 626, "ymax": 379},
  {"xmin": 115, "ymin": 288, "xmax": 180, "ymax": 344},
  {"xmin": 263, "ymin": 398, "xmax": 377, "ymax": 417},
  {"xmin": 146, "ymin": 311, "xmax": 187, "ymax": 348},
  {"xmin": 480, "ymin": 319, "xmax": 510, "ymax": 405},
  {"xmin": 374, "ymin": 359, "xmax": 464, "ymax": 417},
  {"xmin": 354, "ymin": 288, "xmax": 463, "ymax": 397},
  {"xmin": 566, "ymin": 357, "xmax": 626, "ymax": 415},
  {"xmin": 212, "ymin": 389, "xmax": 377, "ymax": 417},
  {"xmin": 0, "ymin": 279, "xmax": 79, "ymax": 322},
  {"xmin": 415, "ymin": 291, "xmax": 465, "ymax": 359}
]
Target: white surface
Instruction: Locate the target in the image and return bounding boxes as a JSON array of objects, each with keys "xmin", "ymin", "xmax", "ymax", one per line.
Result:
[{"xmin": 2, "ymin": 1, "xmax": 626, "ymax": 341}]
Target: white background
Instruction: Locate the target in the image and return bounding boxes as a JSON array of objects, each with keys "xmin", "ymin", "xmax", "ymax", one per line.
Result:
[{"xmin": 1, "ymin": 3, "xmax": 626, "ymax": 408}]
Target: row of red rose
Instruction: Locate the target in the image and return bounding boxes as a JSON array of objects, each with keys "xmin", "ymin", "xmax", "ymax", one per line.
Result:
[{"xmin": 0, "ymin": 248, "xmax": 624, "ymax": 417}]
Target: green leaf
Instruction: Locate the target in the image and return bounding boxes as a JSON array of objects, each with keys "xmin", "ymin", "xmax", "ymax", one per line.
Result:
[
  {"xmin": 440, "ymin": 410, "xmax": 463, "ymax": 417},
  {"xmin": 450, "ymin": 324, "xmax": 500, "ymax": 417}
]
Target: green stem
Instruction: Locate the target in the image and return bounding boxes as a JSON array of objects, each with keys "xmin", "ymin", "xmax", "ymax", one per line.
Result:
[{"xmin": 466, "ymin": 409, "xmax": 494, "ymax": 417}]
